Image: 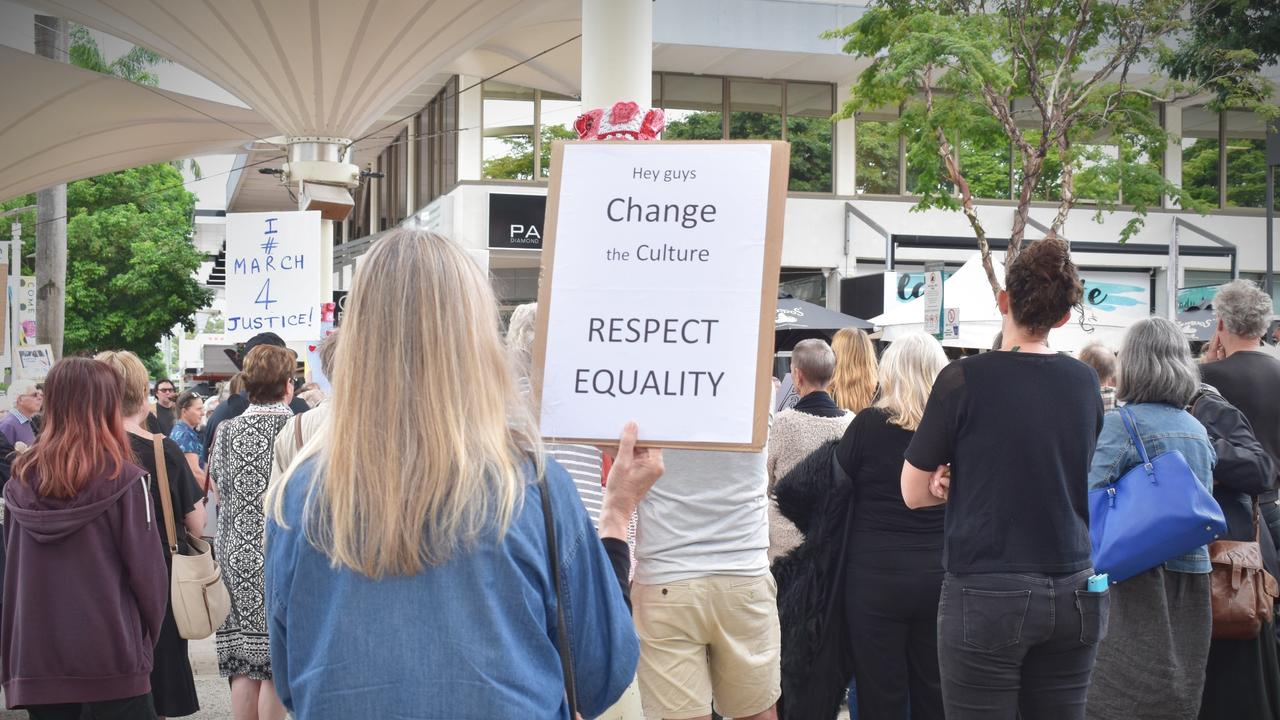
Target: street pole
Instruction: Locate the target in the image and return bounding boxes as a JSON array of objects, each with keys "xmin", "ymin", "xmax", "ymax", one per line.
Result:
[
  {"xmin": 1266, "ymin": 163, "xmax": 1274, "ymax": 299},
  {"xmin": 34, "ymin": 16, "xmax": 68, "ymax": 360}
]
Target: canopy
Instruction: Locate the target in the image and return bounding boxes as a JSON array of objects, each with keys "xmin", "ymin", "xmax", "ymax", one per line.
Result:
[
  {"xmin": 0, "ymin": 46, "xmax": 275, "ymax": 202},
  {"xmin": 871, "ymin": 253, "xmax": 1134, "ymax": 353},
  {"xmin": 1177, "ymin": 308, "xmax": 1216, "ymax": 342},
  {"xmin": 775, "ymin": 298, "xmax": 872, "ymax": 352}
]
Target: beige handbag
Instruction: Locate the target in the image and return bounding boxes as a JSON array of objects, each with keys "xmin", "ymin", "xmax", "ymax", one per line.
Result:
[{"xmin": 153, "ymin": 435, "xmax": 231, "ymax": 640}]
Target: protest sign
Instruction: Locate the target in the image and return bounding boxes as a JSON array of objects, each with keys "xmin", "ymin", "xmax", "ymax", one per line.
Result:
[
  {"xmin": 225, "ymin": 211, "xmax": 322, "ymax": 341},
  {"xmin": 534, "ymin": 141, "xmax": 788, "ymax": 451}
]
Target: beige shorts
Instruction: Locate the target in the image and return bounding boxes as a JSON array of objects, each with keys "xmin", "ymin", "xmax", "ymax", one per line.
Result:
[{"xmin": 633, "ymin": 573, "xmax": 782, "ymax": 720}]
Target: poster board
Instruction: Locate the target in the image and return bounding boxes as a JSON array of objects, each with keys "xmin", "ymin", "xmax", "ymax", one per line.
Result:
[
  {"xmin": 15, "ymin": 344, "xmax": 53, "ymax": 381},
  {"xmin": 533, "ymin": 140, "xmax": 789, "ymax": 451},
  {"xmin": 224, "ymin": 211, "xmax": 322, "ymax": 341},
  {"xmin": 9, "ymin": 277, "xmax": 36, "ymax": 347}
]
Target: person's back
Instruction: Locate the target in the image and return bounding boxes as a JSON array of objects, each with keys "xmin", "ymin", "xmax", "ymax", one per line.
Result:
[
  {"xmin": 266, "ymin": 456, "xmax": 634, "ymax": 719},
  {"xmin": 635, "ymin": 448, "xmax": 769, "ymax": 583},
  {"xmin": 633, "ymin": 447, "xmax": 781, "ymax": 719},
  {"xmin": 1203, "ymin": 351, "xmax": 1280, "ymax": 482}
]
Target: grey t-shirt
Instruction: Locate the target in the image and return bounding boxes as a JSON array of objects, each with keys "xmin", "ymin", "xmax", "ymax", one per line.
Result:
[{"xmin": 633, "ymin": 446, "xmax": 771, "ymax": 585}]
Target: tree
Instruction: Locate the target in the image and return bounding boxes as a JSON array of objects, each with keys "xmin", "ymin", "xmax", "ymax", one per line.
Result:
[
  {"xmin": 483, "ymin": 124, "xmax": 578, "ymax": 180},
  {"xmin": 2, "ymin": 164, "xmax": 211, "ymax": 359},
  {"xmin": 1165, "ymin": 0, "xmax": 1279, "ymax": 104},
  {"xmin": 827, "ymin": 0, "xmax": 1273, "ymax": 297}
]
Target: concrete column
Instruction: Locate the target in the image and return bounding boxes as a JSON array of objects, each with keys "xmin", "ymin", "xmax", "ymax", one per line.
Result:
[
  {"xmin": 581, "ymin": 0, "xmax": 653, "ymax": 109},
  {"xmin": 457, "ymin": 75, "xmax": 483, "ymax": 181},
  {"xmin": 835, "ymin": 83, "xmax": 856, "ymax": 196},
  {"xmin": 320, "ymin": 219, "xmax": 334, "ymax": 299},
  {"xmin": 1164, "ymin": 104, "xmax": 1182, "ymax": 209},
  {"xmin": 34, "ymin": 15, "xmax": 68, "ymax": 359}
]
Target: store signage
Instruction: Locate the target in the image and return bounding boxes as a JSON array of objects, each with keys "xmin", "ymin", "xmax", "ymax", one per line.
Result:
[
  {"xmin": 923, "ymin": 262, "xmax": 945, "ymax": 339},
  {"xmin": 488, "ymin": 193, "xmax": 547, "ymax": 250},
  {"xmin": 534, "ymin": 141, "xmax": 789, "ymax": 450},
  {"xmin": 225, "ymin": 211, "xmax": 322, "ymax": 341}
]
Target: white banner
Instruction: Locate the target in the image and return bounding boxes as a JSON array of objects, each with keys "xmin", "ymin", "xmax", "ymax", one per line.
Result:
[{"xmin": 225, "ymin": 211, "xmax": 322, "ymax": 341}]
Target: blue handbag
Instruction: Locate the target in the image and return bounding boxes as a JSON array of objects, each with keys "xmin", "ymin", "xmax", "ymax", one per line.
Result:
[{"xmin": 1089, "ymin": 406, "xmax": 1227, "ymax": 584}]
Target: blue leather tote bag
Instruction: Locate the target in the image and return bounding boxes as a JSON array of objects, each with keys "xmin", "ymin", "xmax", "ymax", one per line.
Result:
[{"xmin": 1089, "ymin": 406, "xmax": 1227, "ymax": 584}]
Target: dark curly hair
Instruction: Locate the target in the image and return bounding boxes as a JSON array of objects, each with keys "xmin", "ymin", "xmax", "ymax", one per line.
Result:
[{"xmin": 1005, "ymin": 237, "xmax": 1082, "ymax": 336}]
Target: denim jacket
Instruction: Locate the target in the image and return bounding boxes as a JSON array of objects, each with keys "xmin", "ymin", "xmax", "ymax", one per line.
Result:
[
  {"xmin": 265, "ymin": 457, "xmax": 638, "ymax": 719},
  {"xmin": 1088, "ymin": 402, "xmax": 1218, "ymax": 573}
]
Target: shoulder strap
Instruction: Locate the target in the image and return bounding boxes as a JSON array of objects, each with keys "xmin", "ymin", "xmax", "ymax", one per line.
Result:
[
  {"xmin": 152, "ymin": 434, "xmax": 178, "ymax": 555},
  {"xmin": 294, "ymin": 414, "xmax": 304, "ymax": 450},
  {"xmin": 1118, "ymin": 407, "xmax": 1152, "ymax": 469},
  {"xmin": 538, "ymin": 473, "xmax": 579, "ymax": 718}
]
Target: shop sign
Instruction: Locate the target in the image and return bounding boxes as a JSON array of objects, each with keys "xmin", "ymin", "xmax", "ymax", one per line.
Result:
[
  {"xmin": 488, "ymin": 193, "xmax": 546, "ymax": 250},
  {"xmin": 534, "ymin": 141, "xmax": 789, "ymax": 450}
]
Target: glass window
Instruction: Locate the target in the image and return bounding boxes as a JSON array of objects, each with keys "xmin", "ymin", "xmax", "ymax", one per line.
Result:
[
  {"xmin": 1181, "ymin": 105, "xmax": 1220, "ymax": 208},
  {"xmin": 786, "ymin": 82, "xmax": 833, "ymax": 192},
  {"xmin": 661, "ymin": 74, "xmax": 723, "ymax": 140},
  {"xmin": 539, "ymin": 91, "xmax": 581, "ymax": 178},
  {"xmin": 729, "ymin": 80, "xmax": 783, "ymax": 140},
  {"xmin": 1225, "ymin": 110, "xmax": 1269, "ymax": 209},
  {"xmin": 855, "ymin": 113, "xmax": 900, "ymax": 195},
  {"xmin": 482, "ymin": 82, "xmax": 536, "ymax": 180}
]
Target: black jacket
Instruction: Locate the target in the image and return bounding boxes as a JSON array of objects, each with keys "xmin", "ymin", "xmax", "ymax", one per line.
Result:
[
  {"xmin": 771, "ymin": 441, "xmax": 855, "ymax": 720},
  {"xmin": 1190, "ymin": 384, "xmax": 1280, "ymax": 578}
]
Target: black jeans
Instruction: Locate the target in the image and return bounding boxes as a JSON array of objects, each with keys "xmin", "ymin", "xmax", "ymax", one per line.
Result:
[
  {"xmin": 937, "ymin": 569, "xmax": 1109, "ymax": 720},
  {"xmin": 846, "ymin": 546, "xmax": 945, "ymax": 720},
  {"xmin": 25, "ymin": 694, "xmax": 157, "ymax": 720}
]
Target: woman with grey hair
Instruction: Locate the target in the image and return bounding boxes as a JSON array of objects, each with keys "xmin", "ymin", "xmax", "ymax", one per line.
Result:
[{"xmin": 1085, "ymin": 317, "xmax": 1217, "ymax": 720}]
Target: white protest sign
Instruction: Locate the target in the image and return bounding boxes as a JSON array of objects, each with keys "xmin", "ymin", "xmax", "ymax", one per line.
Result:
[
  {"xmin": 225, "ymin": 211, "xmax": 322, "ymax": 341},
  {"xmin": 534, "ymin": 141, "xmax": 788, "ymax": 451}
]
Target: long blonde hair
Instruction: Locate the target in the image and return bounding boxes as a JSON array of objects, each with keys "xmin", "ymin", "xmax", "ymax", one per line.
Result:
[
  {"xmin": 876, "ymin": 332, "xmax": 948, "ymax": 432},
  {"xmin": 267, "ymin": 229, "xmax": 540, "ymax": 578},
  {"xmin": 830, "ymin": 327, "xmax": 878, "ymax": 412}
]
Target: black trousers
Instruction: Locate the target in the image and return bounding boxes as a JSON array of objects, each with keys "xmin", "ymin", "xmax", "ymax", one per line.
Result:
[
  {"xmin": 846, "ymin": 546, "xmax": 945, "ymax": 720},
  {"xmin": 25, "ymin": 694, "xmax": 157, "ymax": 720},
  {"xmin": 937, "ymin": 569, "xmax": 1108, "ymax": 720}
]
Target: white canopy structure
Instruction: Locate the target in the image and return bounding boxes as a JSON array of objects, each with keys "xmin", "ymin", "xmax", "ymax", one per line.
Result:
[
  {"xmin": 872, "ymin": 254, "xmax": 1135, "ymax": 353},
  {"xmin": 0, "ymin": 45, "xmax": 275, "ymax": 202}
]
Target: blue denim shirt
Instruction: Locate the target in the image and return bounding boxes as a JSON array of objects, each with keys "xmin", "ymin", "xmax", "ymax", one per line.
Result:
[
  {"xmin": 265, "ymin": 456, "xmax": 638, "ymax": 719},
  {"xmin": 1088, "ymin": 402, "xmax": 1217, "ymax": 573}
]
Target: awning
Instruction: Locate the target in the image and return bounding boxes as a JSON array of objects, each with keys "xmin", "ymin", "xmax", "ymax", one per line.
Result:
[{"xmin": 0, "ymin": 46, "xmax": 275, "ymax": 202}]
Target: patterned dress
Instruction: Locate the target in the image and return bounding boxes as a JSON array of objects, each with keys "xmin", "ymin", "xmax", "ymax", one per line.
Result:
[{"xmin": 207, "ymin": 402, "xmax": 294, "ymax": 680}]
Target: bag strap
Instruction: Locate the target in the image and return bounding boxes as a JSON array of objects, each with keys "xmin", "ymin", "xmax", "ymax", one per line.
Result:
[
  {"xmin": 293, "ymin": 414, "xmax": 304, "ymax": 450},
  {"xmin": 152, "ymin": 434, "xmax": 178, "ymax": 555},
  {"xmin": 1118, "ymin": 407, "xmax": 1153, "ymax": 470},
  {"xmin": 538, "ymin": 473, "xmax": 579, "ymax": 718}
]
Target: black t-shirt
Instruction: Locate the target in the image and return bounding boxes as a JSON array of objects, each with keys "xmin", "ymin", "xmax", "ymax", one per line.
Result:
[
  {"xmin": 905, "ymin": 352, "xmax": 1104, "ymax": 574},
  {"xmin": 129, "ymin": 433, "xmax": 204, "ymax": 557},
  {"xmin": 1202, "ymin": 351, "xmax": 1280, "ymax": 497},
  {"xmin": 154, "ymin": 404, "xmax": 176, "ymax": 435},
  {"xmin": 837, "ymin": 406, "xmax": 944, "ymax": 551}
]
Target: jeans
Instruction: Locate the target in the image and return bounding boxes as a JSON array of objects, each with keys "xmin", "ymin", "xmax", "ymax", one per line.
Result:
[
  {"xmin": 937, "ymin": 569, "xmax": 1109, "ymax": 720},
  {"xmin": 25, "ymin": 693, "xmax": 157, "ymax": 720}
]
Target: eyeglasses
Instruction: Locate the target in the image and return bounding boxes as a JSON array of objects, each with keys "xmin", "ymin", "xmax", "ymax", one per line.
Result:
[{"xmin": 158, "ymin": 388, "xmax": 176, "ymax": 394}]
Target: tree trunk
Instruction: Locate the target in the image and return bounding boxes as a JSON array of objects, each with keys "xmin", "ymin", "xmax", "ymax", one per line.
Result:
[{"xmin": 34, "ymin": 16, "xmax": 67, "ymax": 360}]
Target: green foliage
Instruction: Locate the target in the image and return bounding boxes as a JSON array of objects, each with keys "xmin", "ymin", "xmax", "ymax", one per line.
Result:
[
  {"xmin": 663, "ymin": 111, "xmax": 834, "ymax": 191},
  {"xmin": 826, "ymin": 0, "xmax": 1267, "ymax": 250},
  {"xmin": 1165, "ymin": 0, "xmax": 1279, "ymax": 106},
  {"xmin": 664, "ymin": 112, "xmax": 724, "ymax": 140},
  {"xmin": 2, "ymin": 166, "xmax": 211, "ymax": 358},
  {"xmin": 483, "ymin": 124, "xmax": 578, "ymax": 180},
  {"xmin": 69, "ymin": 25, "xmax": 166, "ymax": 86}
]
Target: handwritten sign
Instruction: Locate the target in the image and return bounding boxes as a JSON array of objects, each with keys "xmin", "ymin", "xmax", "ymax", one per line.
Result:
[
  {"xmin": 533, "ymin": 141, "xmax": 788, "ymax": 451},
  {"xmin": 225, "ymin": 211, "xmax": 322, "ymax": 341}
]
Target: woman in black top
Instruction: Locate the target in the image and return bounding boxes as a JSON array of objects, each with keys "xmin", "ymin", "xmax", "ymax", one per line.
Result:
[
  {"xmin": 901, "ymin": 238, "xmax": 1106, "ymax": 720},
  {"xmin": 839, "ymin": 332, "xmax": 949, "ymax": 720},
  {"xmin": 98, "ymin": 351, "xmax": 207, "ymax": 718}
]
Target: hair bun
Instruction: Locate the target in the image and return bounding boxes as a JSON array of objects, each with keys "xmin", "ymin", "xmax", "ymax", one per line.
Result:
[{"xmin": 1005, "ymin": 238, "xmax": 1083, "ymax": 335}]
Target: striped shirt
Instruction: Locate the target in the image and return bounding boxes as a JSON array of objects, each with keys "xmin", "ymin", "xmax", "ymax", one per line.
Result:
[{"xmin": 547, "ymin": 443, "xmax": 605, "ymax": 526}]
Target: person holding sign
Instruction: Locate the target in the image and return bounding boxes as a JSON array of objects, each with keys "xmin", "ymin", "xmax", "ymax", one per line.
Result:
[
  {"xmin": 262, "ymin": 229, "xmax": 638, "ymax": 719},
  {"xmin": 901, "ymin": 238, "xmax": 1107, "ymax": 720}
]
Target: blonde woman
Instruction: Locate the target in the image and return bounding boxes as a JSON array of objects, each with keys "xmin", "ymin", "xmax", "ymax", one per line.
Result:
[
  {"xmin": 263, "ymin": 229, "xmax": 638, "ymax": 719},
  {"xmin": 839, "ymin": 332, "xmax": 948, "ymax": 719},
  {"xmin": 830, "ymin": 327, "xmax": 879, "ymax": 413}
]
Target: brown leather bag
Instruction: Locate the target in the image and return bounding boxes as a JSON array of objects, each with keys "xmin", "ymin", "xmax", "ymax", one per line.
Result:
[{"xmin": 1208, "ymin": 503, "xmax": 1280, "ymax": 640}]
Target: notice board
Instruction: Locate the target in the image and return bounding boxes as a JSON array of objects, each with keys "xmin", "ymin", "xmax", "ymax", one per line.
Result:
[{"xmin": 533, "ymin": 141, "xmax": 789, "ymax": 451}]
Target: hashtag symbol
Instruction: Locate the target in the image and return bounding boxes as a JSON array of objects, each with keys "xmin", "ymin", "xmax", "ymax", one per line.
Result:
[{"xmin": 260, "ymin": 237, "xmax": 278, "ymax": 254}]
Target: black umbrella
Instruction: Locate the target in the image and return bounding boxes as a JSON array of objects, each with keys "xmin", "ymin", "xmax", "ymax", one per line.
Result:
[{"xmin": 774, "ymin": 298, "xmax": 873, "ymax": 351}]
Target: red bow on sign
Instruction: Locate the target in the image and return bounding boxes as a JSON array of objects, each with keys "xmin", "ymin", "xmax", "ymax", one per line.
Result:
[
  {"xmin": 574, "ymin": 109, "xmax": 603, "ymax": 140},
  {"xmin": 307, "ymin": 345, "xmax": 317, "ymax": 353}
]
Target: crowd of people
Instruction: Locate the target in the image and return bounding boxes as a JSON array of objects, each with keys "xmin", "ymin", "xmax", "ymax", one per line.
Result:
[{"xmin": 0, "ymin": 228, "xmax": 1277, "ymax": 720}]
